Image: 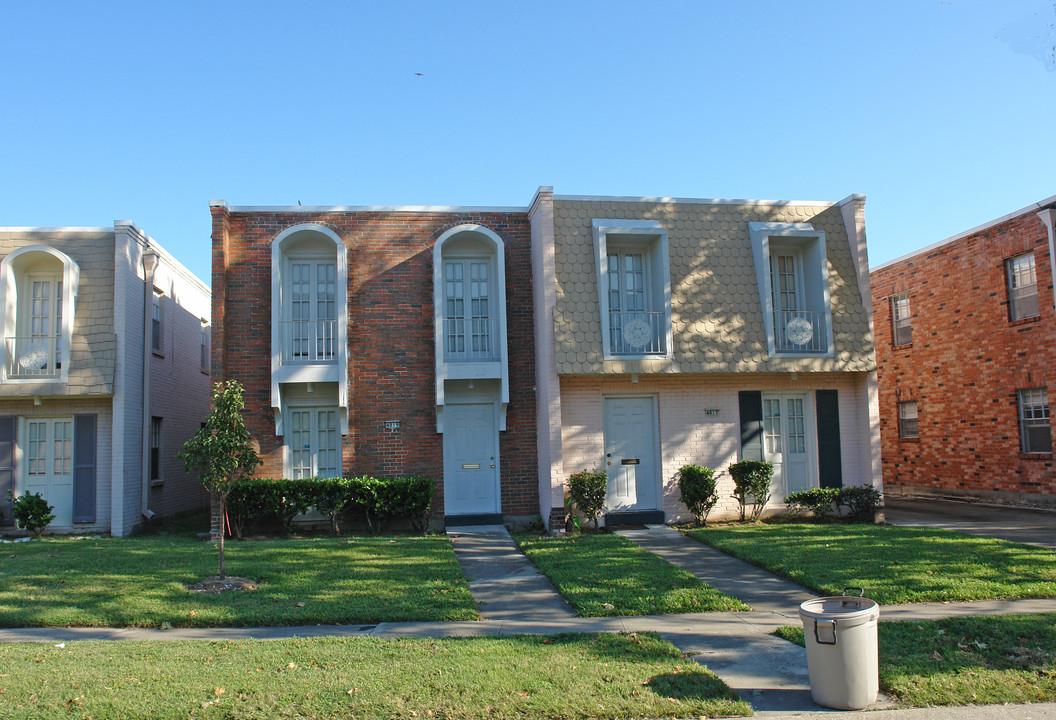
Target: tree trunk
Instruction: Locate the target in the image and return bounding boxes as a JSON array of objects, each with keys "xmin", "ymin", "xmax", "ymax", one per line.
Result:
[{"xmin": 218, "ymin": 496, "xmax": 226, "ymax": 580}]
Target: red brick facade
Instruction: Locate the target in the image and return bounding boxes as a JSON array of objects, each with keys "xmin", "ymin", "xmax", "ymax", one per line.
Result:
[
  {"xmin": 211, "ymin": 206, "xmax": 539, "ymax": 521},
  {"xmin": 871, "ymin": 203, "xmax": 1056, "ymax": 504}
]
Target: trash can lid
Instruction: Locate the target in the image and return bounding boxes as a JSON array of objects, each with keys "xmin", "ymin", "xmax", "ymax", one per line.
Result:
[{"xmin": 799, "ymin": 596, "xmax": 879, "ymax": 627}]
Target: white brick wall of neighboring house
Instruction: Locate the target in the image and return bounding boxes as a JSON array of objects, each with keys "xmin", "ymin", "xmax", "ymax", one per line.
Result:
[
  {"xmin": 559, "ymin": 372, "xmax": 875, "ymax": 523},
  {"xmin": 113, "ymin": 225, "xmax": 211, "ymax": 536},
  {"xmin": 146, "ymin": 252, "xmax": 211, "ymax": 520}
]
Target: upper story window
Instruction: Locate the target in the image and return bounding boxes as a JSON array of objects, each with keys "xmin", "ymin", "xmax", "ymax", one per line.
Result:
[
  {"xmin": 1006, "ymin": 252, "xmax": 1039, "ymax": 321},
  {"xmin": 200, "ymin": 319, "xmax": 210, "ymax": 372},
  {"xmin": 444, "ymin": 257, "xmax": 496, "ymax": 361},
  {"xmin": 891, "ymin": 292, "xmax": 912, "ymax": 346},
  {"xmin": 897, "ymin": 400, "xmax": 918, "ymax": 439},
  {"xmin": 274, "ymin": 231, "xmax": 342, "ymax": 365},
  {"xmin": 435, "ymin": 228, "xmax": 506, "ymax": 365},
  {"xmin": 151, "ymin": 289, "xmax": 163, "ymax": 353},
  {"xmin": 0, "ymin": 246, "xmax": 79, "ymax": 382},
  {"xmin": 1018, "ymin": 387, "xmax": 1051, "ymax": 454},
  {"xmin": 748, "ymin": 223, "xmax": 833, "ymax": 357},
  {"xmin": 287, "ymin": 259, "xmax": 336, "ymax": 362},
  {"xmin": 592, "ymin": 220, "xmax": 672, "ymax": 359}
]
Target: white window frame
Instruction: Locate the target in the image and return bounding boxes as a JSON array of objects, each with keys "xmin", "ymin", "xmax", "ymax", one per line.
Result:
[
  {"xmin": 151, "ymin": 289, "xmax": 163, "ymax": 354},
  {"xmin": 1017, "ymin": 387, "xmax": 1051, "ymax": 454},
  {"xmin": 432, "ymin": 224, "xmax": 510, "ymax": 434},
  {"xmin": 150, "ymin": 416, "xmax": 162, "ymax": 482},
  {"xmin": 891, "ymin": 292, "xmax": 912, "ymax": 346},
  {"xmin": 748, "ymin": 223, "xmax": 834, "ymax": 358},
  {"xmin": 200, "ymin": 319, "xmax": 210, "ymax": 373},
  {"xmin": 592, "ymin": 219, "xmax": 672, "ymax": 360},
  {"xmin": 1006, "ymin": 252, "xmax": 1039, "ymax": 321},
  {"xmin": 443, "ymin": 256, "xmax": 496, "ymax": 361},
  {"xmin": 897, "ymin": 400, "xmax": 918, "ymax": 439},
  {"xmin": 270, "ymin": 224, "xmax": 348, "ymax": 438},
  {"xmin": 0, "ymin": 245, "xmax": 80, "ymax": 384}
]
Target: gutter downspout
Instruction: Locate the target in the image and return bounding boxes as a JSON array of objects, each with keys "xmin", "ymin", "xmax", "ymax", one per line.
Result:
[{"xmin": 141, "ymin": 247, "xmax": 158, "ymax": 522}]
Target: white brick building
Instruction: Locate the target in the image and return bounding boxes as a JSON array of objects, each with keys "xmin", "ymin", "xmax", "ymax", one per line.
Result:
[{"xmin": 0, "ymin": 224, "xmax": 211, "ymax": 536}]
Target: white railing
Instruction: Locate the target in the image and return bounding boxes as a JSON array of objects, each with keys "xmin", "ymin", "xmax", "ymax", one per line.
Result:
[
  {"xmin": 279, "ymin": 320, "xmax": 338, "ymax": 363},
  {"xmin": 774, "ymin": 310, "xmax": 827, "ymax": 353},
  {"xmin": 608, "ymin": 311, "xmax": 665, "ymax": 355},
  {"xmin": 5, "ymin": 336, "xmax": 60, "ymax": 377},
  {"xmin": 443, "ymin": 317, "xmax": 500, "ymax": 362}
]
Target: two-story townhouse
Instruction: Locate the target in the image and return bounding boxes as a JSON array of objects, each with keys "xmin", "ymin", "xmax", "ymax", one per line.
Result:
[
  {"xmin": 871, "ymin": 195, "xmax": 1056, "ymax": 507},
  {"xmin": 209, "ymin": 202, "xmax": 539, "ymax": 527},
  {"xmin": 0, "ymin": 224, "xmax": 212, "ymax": 536},
  {"xmin": 529, "ymin": 190, "xmax": 881, "ymax": 527}
]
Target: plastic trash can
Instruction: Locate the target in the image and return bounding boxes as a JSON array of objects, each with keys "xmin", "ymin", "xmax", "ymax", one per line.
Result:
[{"xmin": 799, "ymin": 589, "xmax": 879, "ymax": 710}]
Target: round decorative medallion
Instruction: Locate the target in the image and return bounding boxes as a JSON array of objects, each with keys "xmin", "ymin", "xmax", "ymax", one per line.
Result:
[
  {"xmin": 18, "ymin": 341, "xmax": 49, "ymax": 370},
  {"xmin": 623, "ymin": 318, "xmax": 653, "ymax": 349},
  {"xmin": 785, "ymin": 317, "xmax": 814, "ymax": 346}
]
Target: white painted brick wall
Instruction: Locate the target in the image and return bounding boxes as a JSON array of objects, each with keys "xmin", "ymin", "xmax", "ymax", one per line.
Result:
[{"xmin": 559, "ymin": 372, "xmax": 876, "ymax": 522}]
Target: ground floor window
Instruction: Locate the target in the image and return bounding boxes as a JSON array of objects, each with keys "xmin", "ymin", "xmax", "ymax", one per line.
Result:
[
  {"xmin": 286, "ymin": 406, "xmax": 340, "ymax": 479},
  {"xmin": 1018, "ymin": 388, "xmax": 1051, "ymax": 454},
  {"xmin": 897, "ymin": 401, "xmax": 918, "ymax": 439}
]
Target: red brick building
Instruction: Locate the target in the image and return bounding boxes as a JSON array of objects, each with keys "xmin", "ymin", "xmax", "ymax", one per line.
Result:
[
  {"xmin": 871, "ymin": 196, "xmax": 1056, "ymax": 507},
  {"xmin": 210, "ymin": 201, "xmax": 538, "ymax": 525}
]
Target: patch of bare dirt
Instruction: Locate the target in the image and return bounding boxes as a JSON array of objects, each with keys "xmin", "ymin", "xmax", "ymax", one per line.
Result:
[{"xmin": 186, "ymin": 576, "xmax": 258, "ymax": 594}]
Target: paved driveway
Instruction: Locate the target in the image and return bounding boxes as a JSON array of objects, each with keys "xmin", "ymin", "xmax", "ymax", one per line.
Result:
[{"xmin": 884, "ymin": 496, "xmax": 1056, "ymax": 549}]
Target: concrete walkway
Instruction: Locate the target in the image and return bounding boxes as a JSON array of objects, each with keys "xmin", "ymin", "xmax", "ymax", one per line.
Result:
[
  {"xmin": 4, "ymin": 522, "xmax": 1055, "ymax": 718},
  {"xmin": 445, "ymin": 525, "xmax": 576, "ymax": 622}
]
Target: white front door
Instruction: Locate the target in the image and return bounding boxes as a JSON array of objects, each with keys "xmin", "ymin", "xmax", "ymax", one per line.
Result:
[
  {"xmin": 443, "ymin": 403, "xmax": 499, "ymax": 516},
  {"xmin": 22, "ymin": 418, "xmax": 74, "ymax": 527},
  {"xmin": 603, "ymin": 396, "xmax": 660, "ymax": 512},
  {"xmin": 763, "ymin": 394, "xmax": 814, "ymax": 502}
]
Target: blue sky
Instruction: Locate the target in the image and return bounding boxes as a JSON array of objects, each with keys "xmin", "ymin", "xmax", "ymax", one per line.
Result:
[{"xmin": 3, "ymin": 1, "xmax": 1054, "ymax": 283}]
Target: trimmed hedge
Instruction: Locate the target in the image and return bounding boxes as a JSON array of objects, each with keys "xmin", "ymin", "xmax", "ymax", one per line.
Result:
[{"xmin": 225, "ymin": 475, "xmax": 434, "ymax": 537}]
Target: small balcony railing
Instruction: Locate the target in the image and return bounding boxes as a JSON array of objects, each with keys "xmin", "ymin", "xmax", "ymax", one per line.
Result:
[
  {"xmin": 443, "ymin": 317, "xmax": 500, "ymax": 362},
  {"xmin": 279, "ymin": 320, "xmax": 337, "ymax": 363},
  {"xmin": 5, "ymin": 336, "xmax": 61, "ymax": 378},
  {"xmin": 608, "ymin": 311, "xmax": 665, "ymax": 356},
  {"xmin": 774, "ymin": 310, "xmax": 827, "ymax": 353}
]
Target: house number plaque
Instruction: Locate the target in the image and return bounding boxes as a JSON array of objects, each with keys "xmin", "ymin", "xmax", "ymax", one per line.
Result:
[
  {"xmin": 384, "ymin": 420, "xmax": 400, "ymax": 430},
  {"xmin": 704, "ymin": 409, "xmax": 719, "ymax": 416}
]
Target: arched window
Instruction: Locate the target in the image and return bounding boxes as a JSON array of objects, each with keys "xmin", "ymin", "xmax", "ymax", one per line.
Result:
[{"xmin": 0, "ymin": 246, "xmax": 80, "ymax": 381}]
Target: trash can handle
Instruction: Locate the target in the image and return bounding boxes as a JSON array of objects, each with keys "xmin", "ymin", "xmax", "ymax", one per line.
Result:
[
  {"xmin": 813, "ymin": 618, "xmax": 837, "ymax": 645},
  {"xmin": 843, "ymin": 586, "xmax": 864, "ymax": 598}
]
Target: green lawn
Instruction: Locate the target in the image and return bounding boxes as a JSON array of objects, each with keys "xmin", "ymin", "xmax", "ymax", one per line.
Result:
[
  {"xmin": 0, "ymin": 633, "xmax": 750, "ymax": 720},
  {"xmin": 775, "ymin": 613, "xmax": 1056, "ymax": 707},
  {"xmin": 685, "ymin": 523, "xmax": 1056, "ymax": 604},
  {"xmin": 0, "ymin": 536, "xmax": 478, "ymax": 627},
  {"xmin": 515, "ymin": 534, "xmax": 748, "ymax": 616}
]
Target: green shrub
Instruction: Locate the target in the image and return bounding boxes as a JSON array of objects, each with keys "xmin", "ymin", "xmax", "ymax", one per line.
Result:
[
  {"xmin": 676, "ymin": 464, "xmax": 718, "ymax": 525},
  {"xmin": 353, "ymin": 475, "xmax": 434, "ymax": 534},
  {"xmin": 7, "ymin": 491, "xmax": 55, "ymax": 537},
  {"xmin": 728, "ymin": 460, "xmax": 773, "ymax": 521},
  {"xmin": 310, "ymin": 476, "xmax": 355, "ymax": 534},
  {"xmin": 785, "ymin": 487, "xmax": 840, "ymax": 520},
  {"xmin": 568, "ymin": 469, "xmax": 607, "ymax": 530},
  {"xmin": 225, "ymin": 475, "xmax": 434, "ymax": 536},
  {"xmin": 837, "ymin": 485, "xmax": 883, "ymax": 522}
]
